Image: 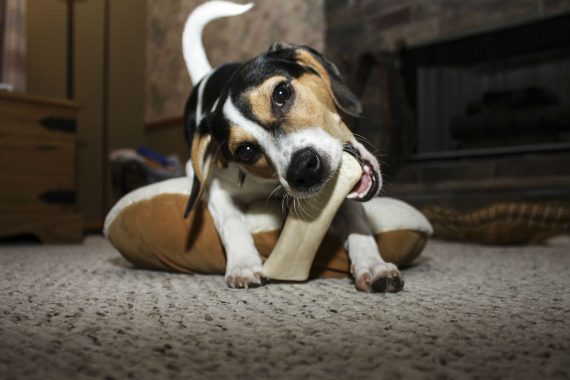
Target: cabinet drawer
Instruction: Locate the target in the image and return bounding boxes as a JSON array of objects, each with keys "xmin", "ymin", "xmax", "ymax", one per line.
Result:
[
  {"xmin": 0, "ymin": 136, "xmax": 75, "ymax": 214},
  {"xmin": 0, "ymin": 92, "xmax": 77, "ymax": 142}
]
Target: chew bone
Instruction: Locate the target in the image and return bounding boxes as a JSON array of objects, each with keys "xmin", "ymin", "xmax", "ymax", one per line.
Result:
[{"xmin": 262, "ymin": 152, "xmax": 363, "ymax": 281}]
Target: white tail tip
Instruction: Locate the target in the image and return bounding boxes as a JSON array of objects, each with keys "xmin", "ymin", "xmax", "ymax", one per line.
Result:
[{"xmin": 183, "ymin": 1, "xmax": 255, "ymax": 85}]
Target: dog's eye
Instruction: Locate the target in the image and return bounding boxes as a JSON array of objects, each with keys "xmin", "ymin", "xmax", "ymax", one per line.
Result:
[
  {"xmin": 272, "ymin": 82, "xmax": 292, "ymax": 107},
  {"xmin": 235, "ymin": 143, "xmax": 260, "ymax": 163}
]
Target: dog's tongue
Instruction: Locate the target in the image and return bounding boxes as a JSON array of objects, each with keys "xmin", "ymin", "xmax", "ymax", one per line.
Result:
[
  {"xmin": 347, "ymin": 165, "xmax": 373, "ymax": 200},
  {"xmin": 352, "ymin": 172, "xmax": 371, "ymax": 193}
]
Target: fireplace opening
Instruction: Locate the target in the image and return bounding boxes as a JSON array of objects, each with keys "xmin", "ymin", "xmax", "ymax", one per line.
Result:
[{"xmin": 401, "ymin": 13, "xmax": 570, "ymax": 159}]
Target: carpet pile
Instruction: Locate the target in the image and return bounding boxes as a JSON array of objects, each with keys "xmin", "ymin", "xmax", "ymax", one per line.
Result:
[{"xmin": 0, "ymin": 236, "xmax": 568, "ymax": 379}]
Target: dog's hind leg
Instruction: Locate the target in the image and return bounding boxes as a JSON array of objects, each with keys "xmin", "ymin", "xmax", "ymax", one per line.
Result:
[{"xmin": 332, "ymin": 200, "xmax": 404, "ymax": 293}]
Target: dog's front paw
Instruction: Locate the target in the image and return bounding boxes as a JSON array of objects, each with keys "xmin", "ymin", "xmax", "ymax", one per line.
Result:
[
  {"xmin": 225, "ymin": 264, "xmax": 264, "ymax": 289},
  {"xmin": 351, "ymin": 259, "xmax": 404, "ymax": 293}
]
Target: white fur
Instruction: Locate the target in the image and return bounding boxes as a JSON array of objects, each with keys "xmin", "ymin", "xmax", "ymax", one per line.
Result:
[
  {"xmin": 332, "ymin": 200, "xmax": 400, "ymax": 291},
  {"xmin": 245, "ymin": 201, "xmax": 283, "ymax": 233},
  {"xmin": 103, "ymin": 177, "xmax": 192, "ymax": 236},
  {"xmin": 195, "ymin": 71, "xmax": 213, "ymax": 124},
  {"xmin": 364, "ymin": 197, "xmax": 433, "ymax": 235},
  {"xmin": 207, "ymin": 177, "xmax": 264, "ymax": 286},
  {"xmin": 205, "ymin": 163, "xmax": 277, "ymax": 287},
  {"xmin": 182, "ymin": 1, "xmax": 254, "ymax": 84}
]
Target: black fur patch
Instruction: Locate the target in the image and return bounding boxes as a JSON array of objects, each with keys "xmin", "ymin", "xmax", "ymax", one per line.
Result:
[{"xmin": 184, "ymin": 63, "xmax": 241, "ymax": 153}]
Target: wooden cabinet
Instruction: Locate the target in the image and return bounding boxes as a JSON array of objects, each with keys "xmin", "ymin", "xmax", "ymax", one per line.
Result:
[{"xmin": 0, "ymin": 92, "xmax": 83, "ymax": 242}]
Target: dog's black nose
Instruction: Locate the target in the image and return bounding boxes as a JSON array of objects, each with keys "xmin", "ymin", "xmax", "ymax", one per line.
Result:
[{"xmin": 286, "ymin": 148, "xmax": 325, "ymax": 191}]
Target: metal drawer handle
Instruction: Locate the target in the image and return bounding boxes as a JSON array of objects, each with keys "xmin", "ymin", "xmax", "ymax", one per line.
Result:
[
  {"xmin": 39, "ymin": 190, "xmax": 76, "ymax": 204},
  {"xmin": 39, "ymin": 117, "xmax": 76, "ymax": 133}
]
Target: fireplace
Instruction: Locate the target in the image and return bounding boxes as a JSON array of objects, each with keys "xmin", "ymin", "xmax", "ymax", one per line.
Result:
[
  {"xmin": 325, "ymin": 2, "xmax": 570, "ymax": 209},
  {"xmin": 401, "ymin": 13, "xmax": 570, "ymax": 157},
  {"xmin": 383, "ymin": 14, "xmax": 570, "ymax": 209}
]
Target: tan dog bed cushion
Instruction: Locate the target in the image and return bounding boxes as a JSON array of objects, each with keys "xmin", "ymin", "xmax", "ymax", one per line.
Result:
[{"xmin": 104, "ymin": 178, "xmax": 432, "ymax": 279}]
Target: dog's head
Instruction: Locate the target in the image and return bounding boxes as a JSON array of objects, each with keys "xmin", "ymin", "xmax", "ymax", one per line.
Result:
[{"xmin": 190, "ymin": 43, "xmax": 381, "ymax": 207}]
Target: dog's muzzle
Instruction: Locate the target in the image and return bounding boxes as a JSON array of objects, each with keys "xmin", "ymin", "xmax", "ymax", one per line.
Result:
[
  {"xmin": 286, "ymin": 147, "xmax": 325, "ymax": 192},
  {"xmin": 285, "ymin": 144, "xmax": 380, "ymax": 201}
]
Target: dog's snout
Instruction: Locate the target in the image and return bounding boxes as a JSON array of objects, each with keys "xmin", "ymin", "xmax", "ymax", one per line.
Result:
[{"xmin": 286, "ymin": 148, "xmax": 325, "ymax": 191}]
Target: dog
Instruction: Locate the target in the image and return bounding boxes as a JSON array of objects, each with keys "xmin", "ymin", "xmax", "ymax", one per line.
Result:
[{"xmin": 182, "ymin": 1, "xmax": 403, "ymax": 292}]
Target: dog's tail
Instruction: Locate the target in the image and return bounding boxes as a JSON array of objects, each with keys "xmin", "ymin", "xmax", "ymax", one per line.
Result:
[{"xmin": 182, "ymin": 1, "xmax": 254, "ymax": 85}]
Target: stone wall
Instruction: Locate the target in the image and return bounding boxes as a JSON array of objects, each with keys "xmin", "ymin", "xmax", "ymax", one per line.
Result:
[
  {"xmin": 146, "ymin": 0, "xmax": 324, "ymax": 124},
  {"xmin": 324, "ymin": 0, "xmax": 570, "ymax": 209},
  {"xmin": 325, "ymin": 0, "xmax": 570, "ymax": 75}
]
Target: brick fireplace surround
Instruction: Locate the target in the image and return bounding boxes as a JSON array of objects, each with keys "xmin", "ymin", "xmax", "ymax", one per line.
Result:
[{"xmin": 325, "ymin": 0, "xmax": 570, "ymax": 210}]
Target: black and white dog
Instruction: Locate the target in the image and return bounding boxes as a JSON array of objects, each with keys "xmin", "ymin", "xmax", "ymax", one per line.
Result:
[{"xmin": 183, "ymin": 1, "xmax": 403, "ymax": 292}]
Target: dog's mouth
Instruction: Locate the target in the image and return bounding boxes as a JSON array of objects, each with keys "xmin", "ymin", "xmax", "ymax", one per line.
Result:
[
  {"xmin": 346, "ymin": 161, "xmax": 378, "ymax": 201},
  {"xmin": 343, "ymin": 145, "xmax": 380, "ymax": 202}
]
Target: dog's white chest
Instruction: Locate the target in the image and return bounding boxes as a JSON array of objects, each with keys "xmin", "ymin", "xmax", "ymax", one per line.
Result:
[{"xmin": 207, "ymin": 163, "xmax": 280, "ymax": 205}]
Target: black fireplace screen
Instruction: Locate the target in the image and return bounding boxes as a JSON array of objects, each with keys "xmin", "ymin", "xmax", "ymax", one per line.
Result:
[{"xmin": 400, "ymin": 13, "xmax": 570, "ymax": 157}]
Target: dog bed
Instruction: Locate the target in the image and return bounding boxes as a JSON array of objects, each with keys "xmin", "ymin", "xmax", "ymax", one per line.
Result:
[{"xmin": 104, "ymin": 178, "xmax": 432, "ymax": 279}]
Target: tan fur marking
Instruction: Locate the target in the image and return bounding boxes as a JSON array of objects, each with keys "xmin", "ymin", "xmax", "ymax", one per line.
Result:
[
  {"xmin": 190, "ymin": 134, "xmax": 216, "ymax": 205},
  {"xmin": 292, "ymin": 49, "xmax": 355, "ymax": 142},
  {"xmin": 242, "ymin": 49, "xmax": 354, "ymax": 143},
  {"xmin": 242, "ymin": 155, "xmax": 277, "ymax": 179},
  {"xmin": 295, "ymin": 49, "xmax": 334, "ymax": 96},
  {"xmin": 280, "ymin": 74, "xmax": 352, "ymax": 143},
  {"xmin": 191, "ymin": 134, "xmax": 212, "ymax": 183},
  {"xmin": 228, "ymin": 125, "xmax": 255, "ymax": 151},
  {"xmin": 227, "ymin": 125, "xmax": 277, "ymax": 179},
  {"xmin": 246, "ymin": 76, "xmax": 287, "ymax": 126}
]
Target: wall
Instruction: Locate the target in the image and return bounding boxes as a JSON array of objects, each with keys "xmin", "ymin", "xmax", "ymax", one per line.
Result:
[
  {"xmin": 74, "ymin": 0, "xmax": 105, "ymax": 228},
  {"xmin": 145, "ymin": 0, "xmax": 325, "ymax": 125},
  {"xmin": 26, "ymin": 0, "xmax": 146, "ymax": 228},
  {"xmin": 26, "ymin": 0, "xmax": 66, "ymax": 98},
  {"xmin": 324, "ymin": 0, "xmax": 570, "ymax": 208},
  {"xmin": 323, "ymin": 0, "xmax": 570, "ymax": 174},
  {"xmin": 325, "ymin": 0, "xmax": 570, "ymax": 73}
]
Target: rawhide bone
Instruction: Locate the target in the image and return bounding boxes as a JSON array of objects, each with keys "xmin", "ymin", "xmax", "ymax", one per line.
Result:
[{"xmin": 262, "ymin": 152, "xmax": 363, "ymax": 281}]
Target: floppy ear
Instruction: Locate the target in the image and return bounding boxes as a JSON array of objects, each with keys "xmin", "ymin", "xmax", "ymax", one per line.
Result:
[
  {"xmin": 267, "ymin": 41, "xmax": 295, "ymax": 52},
  {"xmin": 295, "ymin": 46, "xmax": 363, "ymax": 116},
  {"xmin": 184, "ymin": 122, "xmax": 216, "ymax": 218}
]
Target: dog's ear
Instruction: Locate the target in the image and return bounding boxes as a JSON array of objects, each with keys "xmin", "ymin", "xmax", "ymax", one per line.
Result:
[
  {"xmin": 184, "ymin": 120, "xmax": 217, "ymax": 218},
  {"xmin": 268, "ymin": 43, "xmax": 361, "ymax": 114},
  {"xmin": 267, "ymin": 41, "xmax": 295, "ymax": 52},
  {"xmin": 295, "ymin": 46, "xmax": 363, "ymax": 116}
]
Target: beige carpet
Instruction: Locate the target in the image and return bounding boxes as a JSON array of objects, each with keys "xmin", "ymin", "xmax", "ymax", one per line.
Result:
[{"xmin": 0, "ymin": 235, "xmax": 569, "ymax": 380}]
